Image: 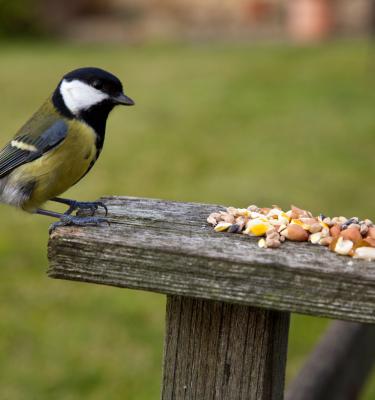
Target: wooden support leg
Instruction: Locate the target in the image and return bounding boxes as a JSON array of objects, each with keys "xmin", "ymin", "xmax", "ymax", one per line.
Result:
[
  {"xmin": 286, "ymin": 321, "xmax": 375, "ymax": 400},
  {"xmin": 162, "ymin": 295, "xmax": 290, "ymax": 400}
]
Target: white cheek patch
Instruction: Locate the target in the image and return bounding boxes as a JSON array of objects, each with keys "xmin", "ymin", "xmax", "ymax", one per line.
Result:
[{"xmin": 60, "ymin": 79, "xmax": 109, "ymax": 115}]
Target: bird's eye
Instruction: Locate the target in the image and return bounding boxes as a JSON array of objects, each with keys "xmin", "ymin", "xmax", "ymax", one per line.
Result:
[{"xmin": 92, "ymin": 80, "xmax": 103, "ymax": 90}]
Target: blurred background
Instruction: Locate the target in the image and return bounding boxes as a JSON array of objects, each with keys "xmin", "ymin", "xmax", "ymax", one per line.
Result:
[{"xmin": 0, "ymin": 0, "xmax": 374, "ymax": 399}]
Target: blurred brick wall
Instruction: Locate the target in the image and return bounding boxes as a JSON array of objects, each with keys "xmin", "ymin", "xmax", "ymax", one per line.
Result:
[{"xmin": 45, "ymin": 0, "xmax": 374, "ymax": 42}]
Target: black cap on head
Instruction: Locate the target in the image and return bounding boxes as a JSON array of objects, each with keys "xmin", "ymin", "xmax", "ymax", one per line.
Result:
[{"xmin": 63, "ymin": 67, "xmax": 125, "ymax": 98}]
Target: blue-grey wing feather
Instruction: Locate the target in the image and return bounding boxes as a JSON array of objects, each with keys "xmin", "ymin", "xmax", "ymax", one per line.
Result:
[{"xmin": 0, "ymin": 120, "xmax": 68, "ymax": 178}]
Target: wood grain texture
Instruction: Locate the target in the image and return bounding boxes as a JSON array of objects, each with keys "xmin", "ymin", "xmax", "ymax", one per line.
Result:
[
  {"xmin": 48, "ymin": 196, "xmax": 375, "ymax": 323},
  {"xmin": 162, "ymin": 295, "xmax": 290, "ymax": 400},
  {"xmin": 286, "ymin": 321, "xmax": 375, "ymax": 400}
]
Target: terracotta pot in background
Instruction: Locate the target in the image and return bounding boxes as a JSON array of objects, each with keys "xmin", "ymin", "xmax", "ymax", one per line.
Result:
[{"xmin": 287, "ymin": 0, "xmax": 334, "ymax": 42}]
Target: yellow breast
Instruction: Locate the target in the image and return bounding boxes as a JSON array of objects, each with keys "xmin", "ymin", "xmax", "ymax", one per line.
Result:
[{"xmin": 11, "ymin": 120, "xmax": 97, "ymax": 212}]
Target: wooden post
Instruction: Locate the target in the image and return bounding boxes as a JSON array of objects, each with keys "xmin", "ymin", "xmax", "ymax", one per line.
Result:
[{"xmin": 162, "ymin": 296, "xmax": 290, "ymax": 400}]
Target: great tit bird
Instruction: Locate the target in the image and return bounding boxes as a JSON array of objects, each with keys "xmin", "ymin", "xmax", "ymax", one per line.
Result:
[{"xmin": 0, "ymin": 67, "xmax": 134, "ymax": 229}]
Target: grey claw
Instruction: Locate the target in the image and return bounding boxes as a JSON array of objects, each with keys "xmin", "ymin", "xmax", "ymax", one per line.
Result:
[
  {"xmin": 65, "ymin": 201, "xmax": 108, "ymax": 216},
  {"xmin": 49, "ymin": 221, "xmax": 65, "ymax": 234},
  {"xmin": 95, "ymin": 202, "xmax": 108, "ymax": 216},
  {"xmin": 49, "ymin": 215, "xmax": 109, "ymax": 233}
]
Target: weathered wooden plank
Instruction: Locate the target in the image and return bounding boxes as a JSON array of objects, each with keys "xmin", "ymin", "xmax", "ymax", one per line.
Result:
[
  {"xmin": 286, "ymin": 321, "xmax": 375, "ymax": 400},
  {"xmin": 162, "ymin": 295, "xmax": 290, "ymax": 400},
  {"xmin": 48, "ymin": 196, "xmax": 375, "ymax": 323}
]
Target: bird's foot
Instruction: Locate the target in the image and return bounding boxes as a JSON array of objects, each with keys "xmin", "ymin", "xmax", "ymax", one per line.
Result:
[
  {"xmin": 65, "ymin": 200, "xmax": 108, "ymax": 216},
  {"xmin": 49, "ymin": 214, "xmax": 109, "ymax": 233}
]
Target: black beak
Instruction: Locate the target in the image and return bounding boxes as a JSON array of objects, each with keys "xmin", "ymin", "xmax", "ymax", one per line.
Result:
[{"xmin": 112, "ymin": 92, "xmax": 135, "ymax": 106}]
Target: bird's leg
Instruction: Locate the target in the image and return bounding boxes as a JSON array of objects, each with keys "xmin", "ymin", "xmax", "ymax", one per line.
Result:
[
  {"xmin": 51, "ymin": 197, "xmax": 108, "ymax": 216},
  {"xmin": 36, "ymin": 208, "xmax": 108, "ymax": 233}
]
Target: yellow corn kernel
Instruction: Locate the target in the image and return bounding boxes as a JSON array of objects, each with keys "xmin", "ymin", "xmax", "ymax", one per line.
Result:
[
  {"xmin": 214, "ymin": 222, "xmax": 232, "ymax": 232},
  {"xmin": 244, "ymin": 219, "xmax": 271, "ymax": 236}
]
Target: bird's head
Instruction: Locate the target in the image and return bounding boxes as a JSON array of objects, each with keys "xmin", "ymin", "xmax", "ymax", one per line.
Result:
[{"xmin": 53, "ymin": 67, "xmax": 134, "ymax": 119}]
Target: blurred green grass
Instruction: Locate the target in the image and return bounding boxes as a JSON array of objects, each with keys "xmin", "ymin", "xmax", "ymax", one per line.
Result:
[{"xmin": 0, "ymin": 40, "xmax": 374, "ymax": 399}]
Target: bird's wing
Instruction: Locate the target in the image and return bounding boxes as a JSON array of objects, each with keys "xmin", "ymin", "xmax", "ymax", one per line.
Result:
[{"xmin": 0, "ymin": 120, "xmax": 68, "ymax": 178}]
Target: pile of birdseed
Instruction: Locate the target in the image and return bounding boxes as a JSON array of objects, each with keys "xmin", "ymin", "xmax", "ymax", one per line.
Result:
[{"xmin": 207, "ymin": 205, "xmax": 375, "ymax": 261}]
